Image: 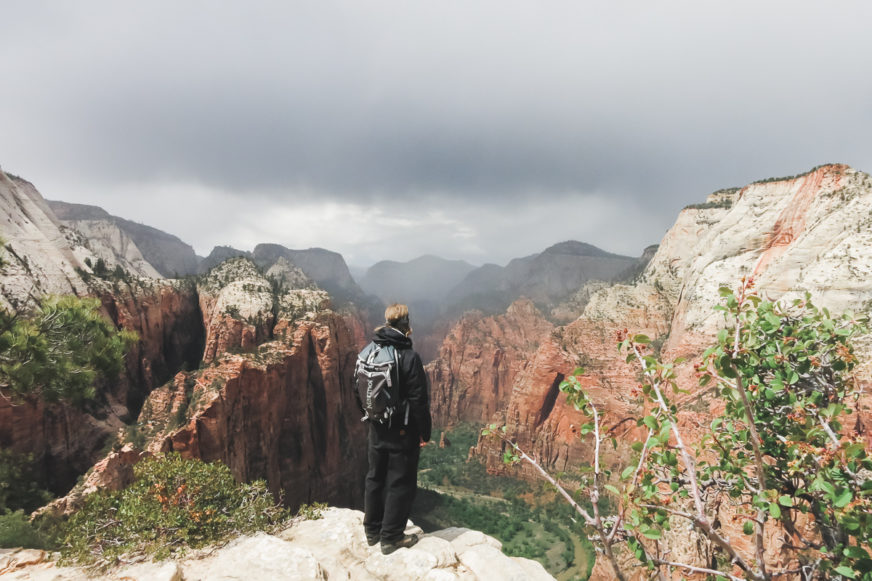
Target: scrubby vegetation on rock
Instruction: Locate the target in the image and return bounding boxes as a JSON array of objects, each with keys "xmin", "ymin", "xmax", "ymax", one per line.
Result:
[{"xmin": 56, "ymin": 453, "xmax": 292, "ymax": 568}]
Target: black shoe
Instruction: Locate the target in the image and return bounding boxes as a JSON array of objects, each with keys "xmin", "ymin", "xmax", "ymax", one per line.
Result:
[
  {"xmin": 381, "ymin": 534, "xmax": 419, "ymax": 555},
  {"xmin": 366, "ymin": 535, "xmax": 380, "ymax": 546}
]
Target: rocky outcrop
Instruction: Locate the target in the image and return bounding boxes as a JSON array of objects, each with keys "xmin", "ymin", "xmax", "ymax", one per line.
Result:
[
  {"xmin": 197, "ymin": 258, "xmax": 277, "ymax": 363},
  {"xmin": 200, "ymin": 243, "xmax": 381, "ymax": 326},
  {"xmin": 48, "ymin": 200, "xmax": 200, "ymax": 277},
  {"xmin": 1, "ymin": 168, "xmax": 378, "ymax": 518},
  {"xmin": 2, "ymin": 508, "xmax": 555, "ymax": 580},
  {"xmin": 426, "ymin": 299, "xmax": 554, "ymax": 427},
  {"xmin": 135, "ymin": 273, "xmax": 368, "ymax": 509}
]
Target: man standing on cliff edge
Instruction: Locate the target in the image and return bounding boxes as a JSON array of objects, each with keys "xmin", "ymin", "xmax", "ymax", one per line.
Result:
[{"xmin": 359, "ymin": 303, "xmax": 431, "ymax": 555}]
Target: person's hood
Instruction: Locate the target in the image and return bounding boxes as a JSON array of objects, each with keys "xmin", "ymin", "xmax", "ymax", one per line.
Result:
[{"xmin": 373, "ymin": 325, "xmax": 413, "ymax": 349}]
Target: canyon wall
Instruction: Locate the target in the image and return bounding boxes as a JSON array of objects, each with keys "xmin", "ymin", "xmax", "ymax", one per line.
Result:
[
  {"xmin": 426, "ymin": 298, "xmax": 553, "ymax": 427},
  {"xmin": 424, "ymin": 163, "xmax": 872, "ymax": 578},
  {"xmin": 411, "ymin": 164, "xmax": 872, "ymax": 579},
  {"xmin": 0, "ymin": 279, "xmax": 205, "ymax": 495},
  {"xmin": 0, "ymin": 171, "xmax": 90, "ymax": 307},
  {"xmin": 1, "ymin": 168, "xmax": 371, "ymax": 510},
  {"xmin": 141, "ymin": 310, "xmax": 367, "ymax": 509},
  {"xmin": 0, "ymin": 170, "xmax": 205, "ymax": 493},
  {"xmin": 124, "ymin": 257, "xmax": 368, "ymax": 508},
  {"xmin": 427, "ymin": 164, "xmax": 872, "ymax": 477}
]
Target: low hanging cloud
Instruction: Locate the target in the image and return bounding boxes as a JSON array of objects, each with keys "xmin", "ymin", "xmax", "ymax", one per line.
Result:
[{"xmin": 1, "ymin": 2, "xmax": 871, "ymax": 265}]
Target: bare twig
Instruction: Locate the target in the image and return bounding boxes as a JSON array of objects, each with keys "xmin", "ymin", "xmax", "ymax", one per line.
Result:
[
  {"xmin": 630, "ymin": 343, "xmax": 764, "ymax": 581},
  {"xmin": 500, "ymin": 437, "xmax": 628, "ymax": 581}
]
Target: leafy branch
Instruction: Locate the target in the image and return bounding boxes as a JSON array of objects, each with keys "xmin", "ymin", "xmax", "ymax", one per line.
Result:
[{"xmin": 483, "ymin": 279, "xmax": 872, "ymax": 580}]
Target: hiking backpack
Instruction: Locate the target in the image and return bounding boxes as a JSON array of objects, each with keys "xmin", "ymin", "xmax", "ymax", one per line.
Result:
[{"xmin": 354, "ymin": 342, "xmax": 409, "ymax": 426}]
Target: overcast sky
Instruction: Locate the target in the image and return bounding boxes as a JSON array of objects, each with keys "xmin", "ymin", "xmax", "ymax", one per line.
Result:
[{"xmin": 1, "ymin": 2, "xmax": 870, "ymax": 268}]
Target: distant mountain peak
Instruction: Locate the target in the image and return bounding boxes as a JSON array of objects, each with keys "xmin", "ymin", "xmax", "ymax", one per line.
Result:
[{"xmin": 541, "ymin": 240, "xmax": 621, "ymax": 259}]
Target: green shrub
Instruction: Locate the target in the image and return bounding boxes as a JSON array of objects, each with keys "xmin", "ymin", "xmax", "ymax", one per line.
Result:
[
  {"xmin": 1, "ymin": 510, "xmax": 53, "ymax": 549},
  {"xmin": 0, "ymin": 510, "xmax": 54, "ymax": 549},
  {"xmin": 0, "ymin": 295, "xmax": 137, "ymax": 405},
  {"xmin": 295, "ymin": 502, "xmax": 327, "ymax": 520},
  {"xmin": 58, "ymin": 453, "xmax": 291, "ymax": 567},
  {"xmin": 0, "ymin": 449, "xmax": 53, "ymax": 514}
]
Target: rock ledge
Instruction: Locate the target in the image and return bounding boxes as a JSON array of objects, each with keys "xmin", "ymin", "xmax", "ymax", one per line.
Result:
[{"xmin": 3, "ymin": 508, "xmax": 555, "ymax": 581}]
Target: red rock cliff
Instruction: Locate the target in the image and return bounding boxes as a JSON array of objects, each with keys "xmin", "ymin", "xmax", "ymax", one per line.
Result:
[
  {"xmin": 140, "ymin": 308, "xmax": 368, "ymax": 509},
  {"xmin": 0, "ymin": 280, "xmax": 204, "ymax": 495},
  {"xmin": 426, "ymin": 299, "xmax": 553, "ymax": 427}
]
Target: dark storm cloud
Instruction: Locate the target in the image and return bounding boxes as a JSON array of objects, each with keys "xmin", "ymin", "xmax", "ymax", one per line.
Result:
[{"xmin": 1, "ymin": 1, "xmax": 871, "ymax": 263}]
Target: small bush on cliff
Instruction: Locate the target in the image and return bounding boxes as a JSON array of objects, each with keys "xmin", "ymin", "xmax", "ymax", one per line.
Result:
[
  {"xmin": 0, "ymin": 449, "xmax": 53, "ymax": 514},
  {"xmin": 0, "ymin": 295, "xmax": 137, "ymax": 405},
  {"xmin": 486, "ymin": 278, "xmax": 872, "ymax": 581},
  {"xmin": 0, "ymin": 510, "xmax": 54, "ymax": 549},
  {"xmin": 58, "ymin": 453, "xmax": 291, "ymax": 567}
]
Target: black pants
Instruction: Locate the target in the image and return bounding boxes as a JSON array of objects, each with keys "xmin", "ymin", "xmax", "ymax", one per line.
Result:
[{"xmin": 363, "ymin": 425, "xmax": 421, "ymax": 543}]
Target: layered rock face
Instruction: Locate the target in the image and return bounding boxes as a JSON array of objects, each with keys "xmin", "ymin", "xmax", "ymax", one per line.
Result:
[
  {"xmin": 426, "ymin": 299, "xmax": 554, "ymax": 427},
  {"xmin": 127, "ymin": 257, "xmax": 369, "ymax": 509},
  {"xmin": 99, "ymin": 280, "xmax": 205, "ymax": 407},
  {"xmin": 0, "ymin": 169, "xmax": 207, "ymax": 493},
  {"xmin": 0, "ymin": 395, "xmax": 127, "ymax": 497},
  {"xmin": 1, "ymin": 169, "xmax": 372, "ymax": 509}
]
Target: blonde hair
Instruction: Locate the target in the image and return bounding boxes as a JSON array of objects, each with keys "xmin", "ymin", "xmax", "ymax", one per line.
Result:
[{"xmin": 384, "ymin": 303, "xmax": 411, "ymax": 334}]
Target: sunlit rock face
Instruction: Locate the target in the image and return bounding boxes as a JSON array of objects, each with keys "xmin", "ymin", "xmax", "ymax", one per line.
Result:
[
  {"xmin": 0, "ymin": 170, "xmax": 90, "ymax": 306},
  {"xmin": 45, "ymin": 201, "xmax": 163, "ymax": 279}
]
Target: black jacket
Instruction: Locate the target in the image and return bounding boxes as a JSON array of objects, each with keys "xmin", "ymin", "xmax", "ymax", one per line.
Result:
[{"xmin": 367, "ymin": 326, "xmax": 432, "ymax": 443}]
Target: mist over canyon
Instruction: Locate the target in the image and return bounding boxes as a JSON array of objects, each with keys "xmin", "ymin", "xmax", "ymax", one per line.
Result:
[{"xmin": 2, "ymin": 162, "xmax": 872, "ymax": 580}]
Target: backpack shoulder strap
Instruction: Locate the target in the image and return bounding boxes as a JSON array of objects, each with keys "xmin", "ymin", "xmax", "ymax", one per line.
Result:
[{"xmin": 366, "ymin": 343, "xmax": 382, "ymax": 364}]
